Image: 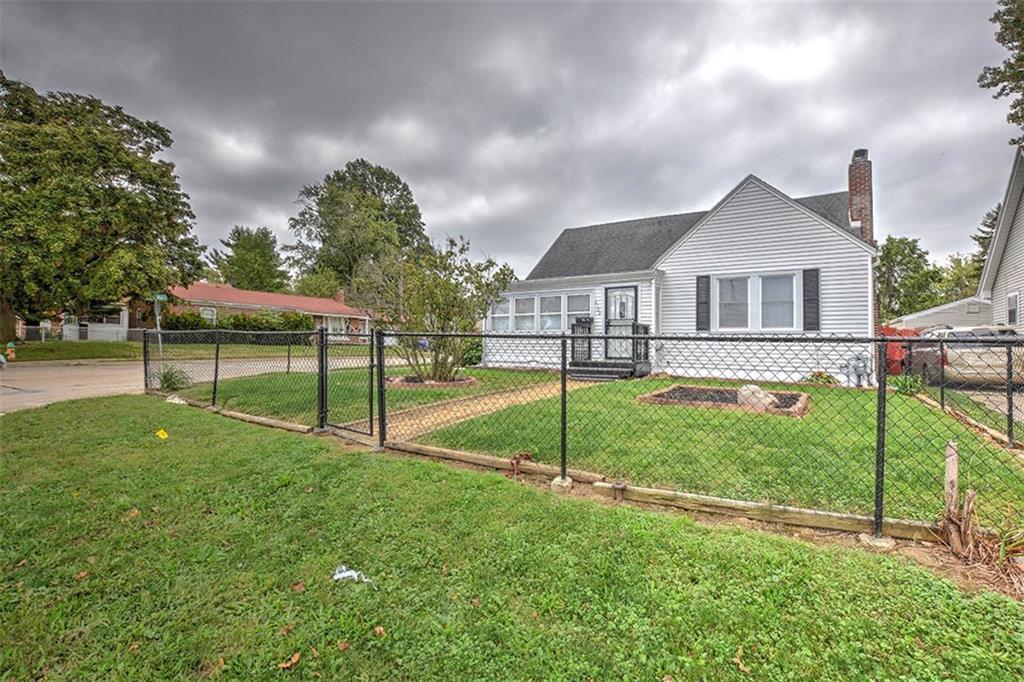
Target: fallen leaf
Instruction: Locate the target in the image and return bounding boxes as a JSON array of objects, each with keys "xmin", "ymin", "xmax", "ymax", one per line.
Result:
[
  {"xmin": 309, "ymin": 646, "xmax": 319, "ymax": 658},
  {"xmin": 337, "ymin": 640, "xmax": 350, "ymax": 653},
  {"xmin": 662, "ymin": 676, "xmax": 675, "ymax": 682},
  {"xmin": 155, "ymin": 428, "xmax": 168, "ymax": 440},
  {"xmin": 123, "ymin": 508, "xmax": 141, "ymax": 521},
  {"xmin": 74, "ymin": 570, "xmax": 89, "ymax": 581},
  {"xmin": 86, "ymin": 556, "xmax": 97, "ymax": 565},
  {"xmin": 291, "ymin": 581, "xmax": 305, "ymax": 593},
  {"xmin": 470, "ymin": 598, "xmax": 480, "ymax": 608},
  {"xmin": 304, "ymin": 486, "xmax": 315, "ymax": 494},
  {"xmin": 531, "ymin": 611, "xmax": 539, "ymax": 619},
  {"xmin": 279, "ymin": 623, "xmax": 294, "ymax": 636},
  {"xmin": 14, "ymin": 558, "xmax": 27, "ymax": 568},
  {"xmin": 373, "ymin": 625, "xmax": 385, "ymax": 638},
  {"xmin": 732, "ymin": 646, "xmax": 750, "ymax": 674},
  {"xmin": 200, "ymin": 657, "xmax": 226, "ymax": 678},
  {"xmin": 128, "ymin": 642, "xmax": 140, "ymax": 653},
  {"xmin": 277, "ymin": 652, "xmax": 300, "ymax": 670}
]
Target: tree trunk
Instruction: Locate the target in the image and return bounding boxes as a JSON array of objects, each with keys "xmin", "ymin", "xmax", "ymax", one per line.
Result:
[{"xmin": 0, "ymin": 294, "xmax": 16, "ymax": 343}]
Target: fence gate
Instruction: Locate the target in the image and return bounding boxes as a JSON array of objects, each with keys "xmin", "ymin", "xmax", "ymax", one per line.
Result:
[{"xmin": 323, "ymin": 331, "xmax": 375, "ymax": 436}]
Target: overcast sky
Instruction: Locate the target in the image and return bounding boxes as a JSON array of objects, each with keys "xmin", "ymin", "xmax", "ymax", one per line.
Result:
[{"xmin": 1, "ymin": 1, "xmax": 1018, "ymax": 277}]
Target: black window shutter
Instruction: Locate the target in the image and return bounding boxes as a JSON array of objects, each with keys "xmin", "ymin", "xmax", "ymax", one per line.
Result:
[
  {"xmin": 696, "ymin": 275, "xmax": 711, "ymax": 331},
  {"xmin": 803, "ymin": 269, "xmax": 820, "ymax": 331}
]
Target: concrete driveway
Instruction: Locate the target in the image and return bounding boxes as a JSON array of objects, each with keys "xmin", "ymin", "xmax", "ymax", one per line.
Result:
[{"xmin": 1, "ymin": 361, "xmax": 144, "ymax": 414}]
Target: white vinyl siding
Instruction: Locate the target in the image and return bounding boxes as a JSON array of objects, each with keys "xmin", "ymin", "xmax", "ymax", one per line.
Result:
[
  {"xmin": 992, "ymin": 191, "xmax": 1024, "ymax": 331},
  {"xmin": 656, "ymin": 179, "xmax": 873, "ymax": 381},
  {"xmin": 658, "ymin": 180, "xmax": 872, "ymax": 337}
]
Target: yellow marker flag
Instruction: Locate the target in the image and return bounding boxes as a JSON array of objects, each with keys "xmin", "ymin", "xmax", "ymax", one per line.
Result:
[{"xmin": 155, "ymin": 429, "xmax": 168, "ymax": 440}]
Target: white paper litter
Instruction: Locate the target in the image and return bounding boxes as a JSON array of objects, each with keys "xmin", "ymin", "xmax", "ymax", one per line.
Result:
[
  {"xmin": 332, "ymin": 565, "xmax": 372, "ymax": 583},
  {"xmin": 165, "ymin": 395, "xmax": 187, "ymax": 404}
]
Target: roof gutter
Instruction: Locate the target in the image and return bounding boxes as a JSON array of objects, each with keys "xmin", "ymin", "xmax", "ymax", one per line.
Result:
[{"xmin": 508, "ymin": 269, "xmax": 662, "ymax": 291}]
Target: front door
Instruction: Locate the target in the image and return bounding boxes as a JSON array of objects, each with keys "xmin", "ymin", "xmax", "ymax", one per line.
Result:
[{"xmin": 605, "ymin": 286, "xmax": 637, "ymax": 359}]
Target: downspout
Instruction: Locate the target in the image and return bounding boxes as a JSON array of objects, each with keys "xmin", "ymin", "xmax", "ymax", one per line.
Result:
[{"xmin": 651, "ymin": 276, "xmax": 659, "ymax": 371}]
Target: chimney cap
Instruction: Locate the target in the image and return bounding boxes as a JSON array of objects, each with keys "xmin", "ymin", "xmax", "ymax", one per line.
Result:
[{"xmin": 851, "ymin": 148, "xmax": 869, "ymax": 162}]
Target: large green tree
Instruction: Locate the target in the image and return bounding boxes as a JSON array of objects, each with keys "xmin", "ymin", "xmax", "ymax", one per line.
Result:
[
  {"xmin": 0, "ymin": 75, "xmax": 203, "ymax": 340},
  {"xmin": 292, "ymin": 268, "xmax": 341, "ymax": 299},
  {"xmin": 287, "ymin": 183, "xmax": 401, "ymax": 289},
  {"xmin": 321, "ymin": 158, "xmax": 428, "ymax": 252},
  {"xmin": 351, "ymin": 238, "xmax": 514, "ymax": 381},
  {"xmin": 875, "ymin": 236, "xmax": 942, "ymax": 322},
  {"xmin": 208, "ymin": 225, "xmax": 288, "ymax": 292},
  {"xmin": 980, "ymin": 0, "xmax": 1024, "ymax": 144}
]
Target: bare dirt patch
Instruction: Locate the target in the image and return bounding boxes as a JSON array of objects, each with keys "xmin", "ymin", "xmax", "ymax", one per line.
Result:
[{"xmin": 386, "ymin": 375, "xmax": 479, "ymax": 389}]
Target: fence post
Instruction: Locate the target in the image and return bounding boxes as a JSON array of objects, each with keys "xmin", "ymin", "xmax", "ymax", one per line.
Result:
[
  {"xmin": 316, "ymin": 326, "xmax": 328, "ymax": 431},
  {"xmin": 368, "ymin": 331, "xmax": 375, "ymax": 437},
  {"xmin": 142, "ymin": 330, "xmax": 150, "ymax": 391},
  {"xmin": 560, "ymin": 335, "xmax": 568, "ymax": 480},
  {"xmin": 376, "ymin": 330, "xmax": 387, "ymax": 447},
  {"xmin": 874, "ymin": 340, "xmax": 889, "ymax": 537},
  {"xmin": 212, "ymin": 329, "xmax": 221, "ymax": 406},
  {"xmin": 939, "ymin": 340, "xmax": 946, "ymax": 410},
  {"xmin": 1008, "ymin": 345, "xmax": 1015, "ymax": 446},
  {"xmin": 287, "ymin": 338, "xmax": 292, "ymax": 374}
]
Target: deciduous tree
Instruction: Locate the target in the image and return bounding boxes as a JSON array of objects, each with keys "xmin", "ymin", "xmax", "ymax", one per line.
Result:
[
  {"xmin": 875, "ymin": 236, "xmax": 942, "ymax": 322},
  {"xmin": 0, "ymin": 75, "xmax": 203, "ymax": 340},
  {"xmin": 979, "ymin": 0, "xmax": 1024, "ymax": 144},
  {"xmin": 352, "ymin": 238, "xmax": 514, "ymax": 381}
]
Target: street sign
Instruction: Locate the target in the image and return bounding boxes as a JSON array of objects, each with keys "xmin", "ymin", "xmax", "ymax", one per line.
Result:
[{"xmin": 151, "ymin": 293, "xmax": 168, "ymax": 302}]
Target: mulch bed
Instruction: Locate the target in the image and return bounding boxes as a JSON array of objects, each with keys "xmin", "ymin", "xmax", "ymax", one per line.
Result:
[
  {"xmin": 637, "ymin": 384, "xmax": 811, "ymax": 417},
  {"xmin": 385, "ymin": 375, "xmax": 479, "ymax": 389}
]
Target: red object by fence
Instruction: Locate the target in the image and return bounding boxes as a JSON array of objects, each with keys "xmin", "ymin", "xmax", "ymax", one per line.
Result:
[{"xmin": 879, "ymin": 326, "xmax": 922, "ymax": 375}]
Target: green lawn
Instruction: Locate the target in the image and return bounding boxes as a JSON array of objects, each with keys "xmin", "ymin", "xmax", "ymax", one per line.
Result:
[
  {"xmin": 11, "ymin": 340, "xmax": 142, "ymax": 361},
  {"xmin": 179, "ymin": 367, "xmax": 557, "ymax": 426},
  {"xmin": 422, "ymin": 376, "xmax": 1024, "ymax": 525},
  {"xmin": 2, "ymin": 396, "xmax": 1022, "ymax": 679}
]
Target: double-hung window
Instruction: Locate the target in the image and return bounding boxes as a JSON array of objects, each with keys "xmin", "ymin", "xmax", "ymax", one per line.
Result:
[
  {"xmin": 717, "ymin": 277, "xmax": 749, "ymax": 329},
  {"xmin": 567, "ymin": 294, "xmax": 591, "ymax": 326},
  {"xmin": 540, "ymin": 296, "xmax": 562, "ymax": 331},
  {"xmin": 490, "ymin": 298, "xmax": 510, "ymax": 331},
  {"xmin": 1009, "ymin": 292, "xmax": 1019, "ymax": 326},
  {"xmin": 760, "ymin": 274, "xmax": 795, "ymax": 329},
  {"xmin": 514, "ymin": 297, "xmax": 536, "ymax": 331}
]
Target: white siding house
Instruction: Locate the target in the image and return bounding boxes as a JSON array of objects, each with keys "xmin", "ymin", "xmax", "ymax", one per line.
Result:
[
  {"xmin": 979, "ymin": 148, "xmax": 1024, "ymax": 332},
  {"xmin": 887, "ymin": 297, "xmax": 992, "ymax": 330},
  {"xmin": 483, "ymin": 150, "xmax": 878, "ymax": 381}
]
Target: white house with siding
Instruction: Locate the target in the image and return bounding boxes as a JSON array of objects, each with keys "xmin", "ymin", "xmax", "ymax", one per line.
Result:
[
  {"xmin": 978, "ymin": 147, "xmax": 1024, "ymax": 332},
  {"xmin": 887, "ymin": 297, "xmax": 992, "ymax": 330},
  {"xmin": 483, "ymin": 150, "xmax": 878, "ymax": 381}
]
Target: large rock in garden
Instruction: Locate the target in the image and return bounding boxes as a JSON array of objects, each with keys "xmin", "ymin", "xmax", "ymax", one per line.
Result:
[{"xmin": 737, "ymin": 384, "xmax": 779, "ymax": 411}]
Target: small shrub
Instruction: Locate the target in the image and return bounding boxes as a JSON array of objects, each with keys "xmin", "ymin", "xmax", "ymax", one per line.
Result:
[
  {"xmin": 279, "ymin": 311, "xmax": 315, "ymax": 332},
  {"xmin": 803, "ymin": 371, "xmax": 839, "ymax": 385},
  {"xmin": 889, "ymin": 374, "xmax": 923, "ymax": 396},
  {"xmin": 161, "ymin": 310, "xmax": 210, "ymax": 330},
  {"xmin": 157, "ymin": 365, "xmax": 191, "ymax": 392},
  {"xmin": 460, "ymin": 337, "xmax": 483, "ymax": 367}
]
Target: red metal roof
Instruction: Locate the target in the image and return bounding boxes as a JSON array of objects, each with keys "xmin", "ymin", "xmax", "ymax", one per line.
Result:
[{"xmin": 169, "ymin": 282, "xmax": 371, "ymax": 318}]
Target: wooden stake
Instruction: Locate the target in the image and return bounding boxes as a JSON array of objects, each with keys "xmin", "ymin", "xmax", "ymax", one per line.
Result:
[{"xmin": 944, "ymin": 440, "xmax": 959, "ymax": 518}]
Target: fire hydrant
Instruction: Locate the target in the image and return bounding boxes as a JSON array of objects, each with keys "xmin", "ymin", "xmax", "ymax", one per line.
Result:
[{"xmin": 5, "ymin": 341, "xmax": 15, "ymax": 361}]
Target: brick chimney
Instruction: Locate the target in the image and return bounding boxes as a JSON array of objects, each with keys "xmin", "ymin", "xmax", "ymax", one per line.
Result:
[
  {"xmin": 848, "ymin": 148, "xmax": 873, "ymax": 244},
  {"xmin": 333, "ymin": 291, "xmax": 346, "ymax": 305}
]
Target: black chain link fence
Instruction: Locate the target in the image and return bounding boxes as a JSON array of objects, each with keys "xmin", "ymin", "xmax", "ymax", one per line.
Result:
[{"xmin": 144, "ymin": 329, "xmax": 1024, "ymax": 533}]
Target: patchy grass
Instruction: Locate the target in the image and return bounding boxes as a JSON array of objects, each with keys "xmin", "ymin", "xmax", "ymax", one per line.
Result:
[
  {"xmin": 2, "ymin": 395, "xmax": 1022, "ymax": 679},
  {"xmin": 179, "ymin": 367, "xmax": 556, "ymax": 426},
  {"xmin": 423, "ymin": 376, "xmax": 1024, "ymax": 525},
  {"xmin": 11, "ymin": 340, "xmax": 142, "ymax": 362}
]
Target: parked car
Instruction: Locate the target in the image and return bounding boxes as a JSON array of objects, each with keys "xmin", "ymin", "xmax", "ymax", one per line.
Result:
[{"xmin": 903, "ymin": 326, "xmax": 1023, "ymax": 386}]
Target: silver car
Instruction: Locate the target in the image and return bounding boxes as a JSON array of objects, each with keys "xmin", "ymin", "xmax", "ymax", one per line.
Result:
[{"xmin": 905, "ymin": 326, "xmax": 1023, "ymax": 386}]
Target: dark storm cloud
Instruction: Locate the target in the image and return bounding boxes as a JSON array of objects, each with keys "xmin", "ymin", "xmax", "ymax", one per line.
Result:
[{"xmin": 1, "ymin": 1, "xmax": 1016, "ymax": 275}]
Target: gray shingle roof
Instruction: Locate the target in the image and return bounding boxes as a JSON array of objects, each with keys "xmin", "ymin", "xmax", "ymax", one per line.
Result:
[{"xmin": 525, "ymin": 189, "xmax": 859, "ymax": 281}]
